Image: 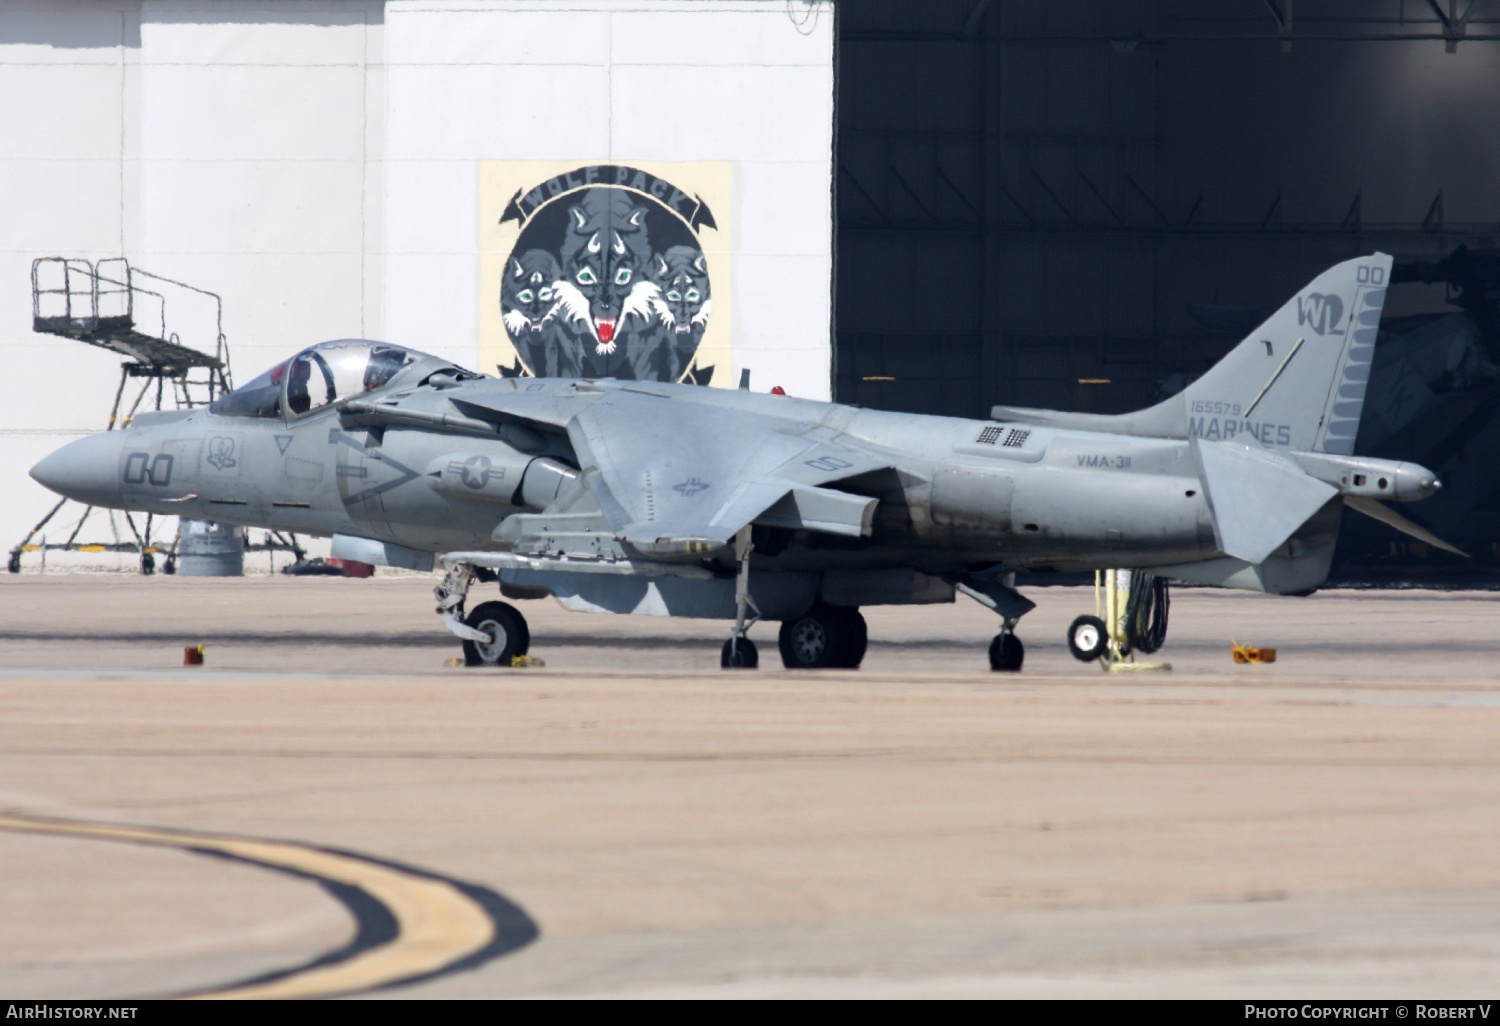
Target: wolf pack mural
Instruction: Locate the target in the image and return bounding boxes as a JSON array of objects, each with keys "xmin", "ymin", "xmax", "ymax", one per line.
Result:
[{"xmin": 495, "ymin": 165, "xmax": 720, "ymax": 385}]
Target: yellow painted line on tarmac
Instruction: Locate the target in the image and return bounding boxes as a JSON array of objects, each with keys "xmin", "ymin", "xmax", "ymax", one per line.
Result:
[{"xmin": 0, "ymin": 812, "xmax": 513, "ymax": 999}]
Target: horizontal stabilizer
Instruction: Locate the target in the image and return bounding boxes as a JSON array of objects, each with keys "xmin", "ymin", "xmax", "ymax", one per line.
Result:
[
  {"xmin": 1194, "ymin": 439, "xmax": 1338, "ymax": 564},
  {"xmin": 1345, "ymin": 495, "xmax": 1468, "ymax": 557}
]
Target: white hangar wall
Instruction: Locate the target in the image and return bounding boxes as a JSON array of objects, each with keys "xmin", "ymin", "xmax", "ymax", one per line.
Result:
[
  {"xmin": 1, "ymin": 0, "xmax": 385, "ymax": 563},
  {"xmin": 1, "ymin": 1, "xmax": 146, "ymax": 565},
  {"xmin": 0, "ymin": 0, "xmax": 835, "ymax": 561},
  {"xmin": 138, "ymin": 0, "xmax": 386, "ymax": 372}
]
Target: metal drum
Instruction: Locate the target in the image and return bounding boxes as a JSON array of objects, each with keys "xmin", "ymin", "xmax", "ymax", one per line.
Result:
[{"xmin": 177, "ymin": 519, "xmax": 244, "ymax": 577}]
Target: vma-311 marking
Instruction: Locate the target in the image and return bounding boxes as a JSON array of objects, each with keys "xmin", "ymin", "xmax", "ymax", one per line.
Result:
[{"xmin": 31, "ymin": 254, "xmax": 1457, "ymax": 671}]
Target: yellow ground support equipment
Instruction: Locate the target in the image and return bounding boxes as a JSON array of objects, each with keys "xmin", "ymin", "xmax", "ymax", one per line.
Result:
[{"xmin": 1094, "ymin": 569, "xmax": 1171, "ymax": 673}]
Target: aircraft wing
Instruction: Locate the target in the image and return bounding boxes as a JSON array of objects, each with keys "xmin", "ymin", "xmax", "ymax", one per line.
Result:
[
  {"xmin": 565, "ymin": 391, "xmax": 892, "ymax": 552},
  {"xmin": 449, "ymin": 385, "xmax": 585, "ymax": 431}
]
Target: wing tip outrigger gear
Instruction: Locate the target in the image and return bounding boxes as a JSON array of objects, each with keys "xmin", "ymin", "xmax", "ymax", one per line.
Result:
[{"xmin": 956, "ymin": 568, "xmax": 1034, "ymax": 673}]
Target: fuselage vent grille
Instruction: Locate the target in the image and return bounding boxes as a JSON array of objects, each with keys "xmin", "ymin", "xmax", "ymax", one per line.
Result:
[
  {"xmin": 975, "ymin": 426, "xmax": 1003, "ymax": 445},
  {"xmin": 1002, "ymin": 429, "xmax": 1030, "ymax": 448}
]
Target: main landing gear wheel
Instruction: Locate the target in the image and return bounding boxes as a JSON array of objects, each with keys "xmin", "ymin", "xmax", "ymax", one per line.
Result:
[
  {"xmin": 988, "ymin": 633, "xmax": 1025, "ymax": 672},
  {"xmin": 462, "ymin": 601, "xmax": 530, "ymax": 667},
  {"xmin": 1067, "ymin": 615, "xmax": 1109, "ymax": 662},
  {"xmin": 778, "ymin": 604, "xmax": 865, "ymax": 669},
  {"xmin": 837, "ymin": 606, "xmax": 868, "ymax": 668},
  {"xmin": 721, "ymin": 637, "xmax": 759, "ymax": 669}
]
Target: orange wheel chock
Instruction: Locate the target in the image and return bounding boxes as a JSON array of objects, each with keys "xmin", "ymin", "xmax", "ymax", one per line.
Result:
[{"xmin": 1231, "ymin": 641, "xmax": 1276, "ymax": 664}]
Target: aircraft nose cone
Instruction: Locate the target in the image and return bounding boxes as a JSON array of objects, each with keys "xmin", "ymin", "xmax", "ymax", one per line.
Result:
[{"xmin": 30, "ymin": 433, "xmax": 124, "ymax": 508}]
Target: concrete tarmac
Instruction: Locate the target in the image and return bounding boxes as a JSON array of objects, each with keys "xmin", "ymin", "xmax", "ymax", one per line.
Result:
[{"xmin": 2, "ymin": 574, "xmax": 1499, "ymax": 998}]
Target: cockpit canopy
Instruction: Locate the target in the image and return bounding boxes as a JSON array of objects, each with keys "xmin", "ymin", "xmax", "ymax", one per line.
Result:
[{"xmin": 209, "ymin": 341, "xmax": 469, "ymax": 420}]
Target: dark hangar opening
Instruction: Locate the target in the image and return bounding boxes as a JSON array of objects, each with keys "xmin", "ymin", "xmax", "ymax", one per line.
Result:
[{"xmin": 833, "ymin": 0, "xmax": 1500, "ymax": 582}]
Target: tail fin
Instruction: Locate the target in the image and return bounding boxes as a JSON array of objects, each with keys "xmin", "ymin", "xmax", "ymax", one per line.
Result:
[
  {"xmin": 989, "ymin": 252, "xmax": 1393, "ymax": 452},
  {"xmin": 1176, "ymin": 253, "xmax": 1392, "ymax": 453}
]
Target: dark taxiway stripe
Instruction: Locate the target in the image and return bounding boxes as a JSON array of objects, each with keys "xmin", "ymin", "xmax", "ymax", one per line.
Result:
[
  {"xmin": 0, "ymin": 814, "xmax": 538, "ymax": 999},
  {"xmin": 2, "ymin": 627, "xmax": 1497, "ymax": 656}
]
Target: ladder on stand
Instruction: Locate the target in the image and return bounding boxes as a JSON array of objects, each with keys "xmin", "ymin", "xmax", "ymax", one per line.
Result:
[{"xmin": 10, "ymin": 257, "xmax": 233, "ymax": 575}]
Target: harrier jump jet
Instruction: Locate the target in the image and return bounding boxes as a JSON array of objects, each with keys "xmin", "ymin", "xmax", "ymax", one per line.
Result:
[{"xmin": 31, "ymin": 254, "xmax": 1452, "ymax": 671}]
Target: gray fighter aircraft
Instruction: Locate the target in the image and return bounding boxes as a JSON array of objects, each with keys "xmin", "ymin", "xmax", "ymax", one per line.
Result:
[{"xmin": 30, "ymin": 253, "xmax": 1455, "ymax": 671}]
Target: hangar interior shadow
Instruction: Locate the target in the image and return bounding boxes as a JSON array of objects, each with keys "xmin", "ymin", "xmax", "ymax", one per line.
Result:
[{"xmin": 833, "ymin": 0, "xmax": 1500, "ymax": 582}]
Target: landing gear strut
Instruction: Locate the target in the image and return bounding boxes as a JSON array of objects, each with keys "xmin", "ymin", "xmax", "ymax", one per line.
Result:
[
  {"xmin": 958, "ymin": 569, "xmax": 1035, "ymax": 674},
  {"xmin": 435, "ymin": 561, "xmax": 530, "ymax": 667},
  {"xmin": 722, "ymin": 527, "xmax": 760, "ymax": 669},
  {"xmin": 988, "ymin": 623, "xmax": 1025, "ymax": 672}
]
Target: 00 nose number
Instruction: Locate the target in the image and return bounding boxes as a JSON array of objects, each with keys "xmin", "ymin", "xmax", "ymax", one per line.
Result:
[{"xmin": 123, "ymin": 452, "xmax": 174, "ymax": 487}]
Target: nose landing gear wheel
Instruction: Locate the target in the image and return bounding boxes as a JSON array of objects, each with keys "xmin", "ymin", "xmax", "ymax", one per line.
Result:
[
  {"xmin": 988, "ymin": 633, "xmax": 1024, "ymax": 672},
  {"xmin": 462, "ymin": 600, "xmax": 530, "ymax": 667},
  {"xmin": 721, "ymin": 637, "xmax": 759, "ymax": 668},
  {"xmin": 1067, "ymin": 615, "xmax": 1109, "ymax": 662}
]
